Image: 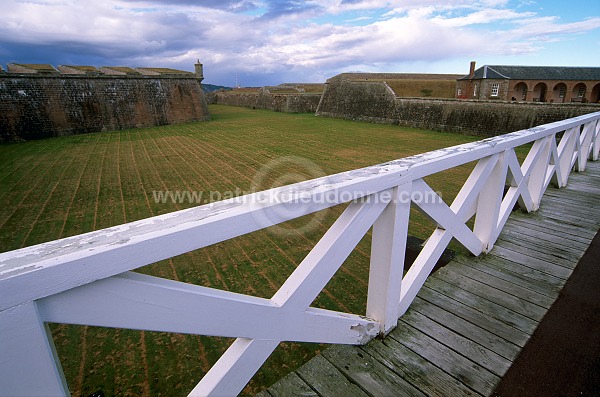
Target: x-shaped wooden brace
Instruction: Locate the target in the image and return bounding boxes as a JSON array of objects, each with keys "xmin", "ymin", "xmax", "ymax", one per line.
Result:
[{"xmin": 37, "ymin": 191, "xmax": 393, "ymax": 396}]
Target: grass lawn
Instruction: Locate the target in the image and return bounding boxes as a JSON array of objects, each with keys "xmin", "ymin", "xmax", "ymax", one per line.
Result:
[{"xmin": 1, "ymin": 104, "xmax": 488, "ymax": 396}]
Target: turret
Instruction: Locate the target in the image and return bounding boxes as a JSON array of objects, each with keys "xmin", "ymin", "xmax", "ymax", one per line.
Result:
[{"xmin": 195, "ymin": 59, "xmax": 204, "ymax": 82}]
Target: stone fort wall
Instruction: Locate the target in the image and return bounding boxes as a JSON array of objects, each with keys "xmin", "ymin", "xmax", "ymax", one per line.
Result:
[
  {"xmin": 316, "ymin": 77, "xmax": 600, "ymax": 137},
  {"xmin": 209, "ymin": 88, "xmax": 321, "ymax": 113},
  {"xmin": 0, "ymin": 66, "xmax": 210, "ymax": 142}
]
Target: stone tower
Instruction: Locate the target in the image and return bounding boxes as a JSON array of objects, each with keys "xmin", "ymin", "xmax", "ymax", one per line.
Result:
[{"xmin": 195, "ymin": 60, "xmax": 204, "ymax": 82}]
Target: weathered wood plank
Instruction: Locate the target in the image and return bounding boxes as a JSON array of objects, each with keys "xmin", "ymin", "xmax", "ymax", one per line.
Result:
[
  {"xmin": 546, "ymin": 184, "xmax": 600, "ymax": 199},
  {"xmin": 363, "ymin": 336, "xmax": 482, "ymax": 397},
  {"xmin": 537, "ymin": 201, "xmax": 600, "ymax": 222},
  {"xmin": 493, "ymin": 240, "xmax": 578, "ymax": 269},
  {"xmin": 321, "ymin": 345, "xmax": 427, "ymax": 397},
  {"xmin": 449, "ymin": 262, "xmax": 555, "ymax": 309},
  {"xmin": 544, "ymin": 189, "xmax": 600, "ymax": 207},
  {"xmin": 488, "ymin": 246, "xmax": 573, "ymax": 280},
  {"xmin": 296, "ymin": 355, "xmax": 369, "ymax": 397},
  {"xmin": 508, "ymin": 215, "xmax": 596, "ymax": 242},
  {"xmin": 416, "ymin": 286, "xmax": 531, "ymax": 347},
  {"xmin": 410, "ymin": 295, "xmax": 521, "ymax": 360},
  {"xmin": 433, "ymin": 267, "xmax": 547, "ymax": 321},
  {"xmin": 562, "ymin": 181, "xmax": 600, "ymax": 195},
  {"xmin": 454, "ymin": 256, "xmax": 563, "ymax": 298},
  {"xmin": 535, "ymin": 207, "xmax": 600, "ymax": 230},
  {"xmin": 500, "ymin": 223, "xmax": 589, "ymax": 254},
  {"xmin": 400, "ymin": 309, "xmax": 513, "ymax": 376},
  {"xmin": 267, "ymin": 371, "xmax": 317, "ymax": 397},
  {"xmin": 388, "ymin": 320, "xmax": 500, "ymax": 396},
  {"xmin": 425, "ymin": 274, "xmax": 538, "ymax": 334}
]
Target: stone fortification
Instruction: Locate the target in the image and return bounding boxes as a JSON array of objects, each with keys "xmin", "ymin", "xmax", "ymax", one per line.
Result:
[
  {"xmin": 209, "ymin": 86, "xmax": 321, "ymax": 113},
  {"xmin": 316, "ymin": 75, "xmax": 600, "ymax": 136},
  {"xmin": 0, "ymin": 63, "xmax": 210, "ymax": 141}
]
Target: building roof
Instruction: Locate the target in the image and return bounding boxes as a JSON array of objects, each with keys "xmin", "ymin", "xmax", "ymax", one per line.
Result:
[{"xmin": 459, "ymin": 65, "xmax": 600, "ymax": 81}]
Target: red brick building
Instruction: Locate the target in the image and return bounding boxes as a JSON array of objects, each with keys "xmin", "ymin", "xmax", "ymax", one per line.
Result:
[{"xmin": 456, "ymin": 61, "xmax": 600, "ymax": 103}]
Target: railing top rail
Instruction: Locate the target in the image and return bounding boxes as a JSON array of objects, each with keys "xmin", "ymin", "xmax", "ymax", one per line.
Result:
[{"xmin": 1, "ymin": 110, "xmax": 600, "ymax": 311}]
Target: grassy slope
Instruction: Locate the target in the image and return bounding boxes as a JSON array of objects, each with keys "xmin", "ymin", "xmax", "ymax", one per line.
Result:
[
  {"xmin": 0, "ymin": 104, "xmax": 488, "ymax": 396},
  {"xmin": 385, "ymin": 79, "xmax": 457, "ymax": 98}
]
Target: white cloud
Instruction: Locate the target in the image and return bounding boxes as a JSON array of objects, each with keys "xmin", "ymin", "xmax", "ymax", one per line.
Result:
[{"xmin": 1, "ymin": 0, "xmax": 599, "ymax": 85}]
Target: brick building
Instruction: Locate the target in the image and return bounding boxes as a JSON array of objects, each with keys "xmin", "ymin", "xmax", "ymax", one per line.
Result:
[{"xmin": 456, "ymin": 61, "xmax": 600, "ymax": 103}]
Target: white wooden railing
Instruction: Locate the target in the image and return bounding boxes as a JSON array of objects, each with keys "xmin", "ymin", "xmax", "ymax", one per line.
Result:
[{"xmin": 1, "ymin": 112, "xmax": 599, "ymax": 397}]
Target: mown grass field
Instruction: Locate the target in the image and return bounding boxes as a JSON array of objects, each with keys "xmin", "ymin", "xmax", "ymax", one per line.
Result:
[{"xmin": 1, "ymin": 104, "xmax": 488, "ymax": 396}]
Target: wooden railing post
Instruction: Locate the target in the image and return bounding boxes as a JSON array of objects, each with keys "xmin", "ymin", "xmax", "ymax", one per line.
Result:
[
  {"xmin": 366, "ymin": 185, "xmax": 411, "ymax": 335},
  {"xmin": 592, "ymin": 119, "xmax": 600, "ymax": 161},
  {"xmin": 0, "ymin": 302, "xmax": 68, "ymax": 396},
  {"xmin": 473, "ymin": 151, "xmax": 508, "ymax": 252}
]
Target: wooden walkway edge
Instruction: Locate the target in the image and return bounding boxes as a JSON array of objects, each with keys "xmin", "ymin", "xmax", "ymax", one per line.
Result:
[{"xmin": 257, "ymin": 161, "xmax": 600, "ymax": 397}]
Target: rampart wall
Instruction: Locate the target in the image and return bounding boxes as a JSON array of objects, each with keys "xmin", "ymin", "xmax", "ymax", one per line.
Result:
[
  {"xmin": 0, "ymin": 72, "xmax": 210, "ymax": 142},
  {"xmin": 209, "ymin": 88, "xmax": 321, "ymax": 113},
  {"xmin": 316, "ymin": 78, "xmax": 600, "ymax": 136}
]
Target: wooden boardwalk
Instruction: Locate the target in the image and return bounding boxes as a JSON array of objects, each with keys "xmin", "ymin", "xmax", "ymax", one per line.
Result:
[{"xmin": 257, "ymin": 161, "xmax": 600, "ymax": 397}]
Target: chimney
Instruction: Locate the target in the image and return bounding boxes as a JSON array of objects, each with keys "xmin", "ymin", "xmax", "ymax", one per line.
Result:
[
  {"xmin": 194, "ymin": 59, "xmax": 204, "ymax": 82},
  {"xmin": 469, "ymin": 61, "xmax": 476, "ymax": 79}
]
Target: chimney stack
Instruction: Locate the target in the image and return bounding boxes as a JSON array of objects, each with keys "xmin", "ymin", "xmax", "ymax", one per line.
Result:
[
  {"xmin": 469, "ymin": 61, "xmax": 476, "ymax": 78},
  {"xmin": 194, "ymin": 59, "xmax": 204, "ymax": 82}
]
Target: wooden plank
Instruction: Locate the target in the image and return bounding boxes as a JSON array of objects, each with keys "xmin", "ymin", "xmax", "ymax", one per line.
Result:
[
  {"xmin": 493, "ymin": 240, "xmax": 578, "ymax": 269},
  {"xmin": 296, "ymin": 355, "xmax": 369, "ymax": 397},
  {"xmin": 495, "ymin": 233, "xmax": 584, "ymax": 264},
  {"xmin": 400, "ymin": 309, "xmax": 513, "ymax": 376},
  {"xmin": 501, "ymin": 222, "xmax": 589, "ymax": 252},
  {"xmin": 363, "ymin": 336, "xmax": 482, "ymax": 397},
  {"xmin": 321, "ymin": 344, "xmax": 427, "ymax": 397},
  {"xmin": 268, "ymin": 371, "xmax": 317, "ymax": 397},
  {"xmin": 416, "ymin": 286, "xmax": 531, "ymax": 348},
  {"xmin": 544, "ymin": 189, "xmax": 600, "ymax": 207},
  {"xmin": 454, "ymin": 256, "xmax": 563, "ymax": 298},
  {"xmin": 538, "ymin": 200, "xmax": 600, "ymax": 221},
  {"xmin": 449, "ymin": 262, "xmax": 555, "ymax": 309},
  {"xmin": 481, "ymin": 255, "xmax": 566, "ymax": 291},
  {"xmin": 410, "ymin": 295, "xmax": 521, "ymax": 360},
  {"xmin": 423, "ymin": 275, "xmax": 538, "ymax": 336},
  {"xmin": 433, "ymin": 267, "xmax": 547, "ymax": 321},
  {"xmin": 488, "ymin": 246, "xmax": 573, "ymax": 280},
  {"xmin": 507, "ymin": 215, "xmax": 594, "ymax": 243},
  {"xmin": 388, "ymin": 320, "xmax": 500, "ymax": 396},
  {"xmin": 562, "ymin": 181, "xmax": 600, "ymax": 194},
  {"xmin": 535, "ymin": 207, "xmax": 600, "ymax": 230}
]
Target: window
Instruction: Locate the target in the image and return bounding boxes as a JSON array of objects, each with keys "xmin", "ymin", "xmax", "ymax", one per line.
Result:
[
  {"xmin": 577, "ymin": 86, "xmax": 586, "ymax": 98},
  {"xmin": 491, "ymin": 83, "xmax": 500, "ymax": 97},
  {"xmin": 559, "ymin": 86, "xmax": 566, "ymax": 98},
  {"xmin": 457, "ymin": 88, "xmax": 462, "ymax": 96},
  {"xmin": 473, "ymin": 84, "xmax": 478, "ymax": 97}
]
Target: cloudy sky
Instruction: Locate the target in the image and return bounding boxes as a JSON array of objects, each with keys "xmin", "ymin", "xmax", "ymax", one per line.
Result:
[{"xmin": 1, "ymin": 0, "xmax": 599, "ymax": 87}]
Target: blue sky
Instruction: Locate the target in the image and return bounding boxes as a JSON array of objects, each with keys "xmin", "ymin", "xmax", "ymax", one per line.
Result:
[{"xmin": 1, "ymin": 0, "xmax": 599, "ymax": 87}]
